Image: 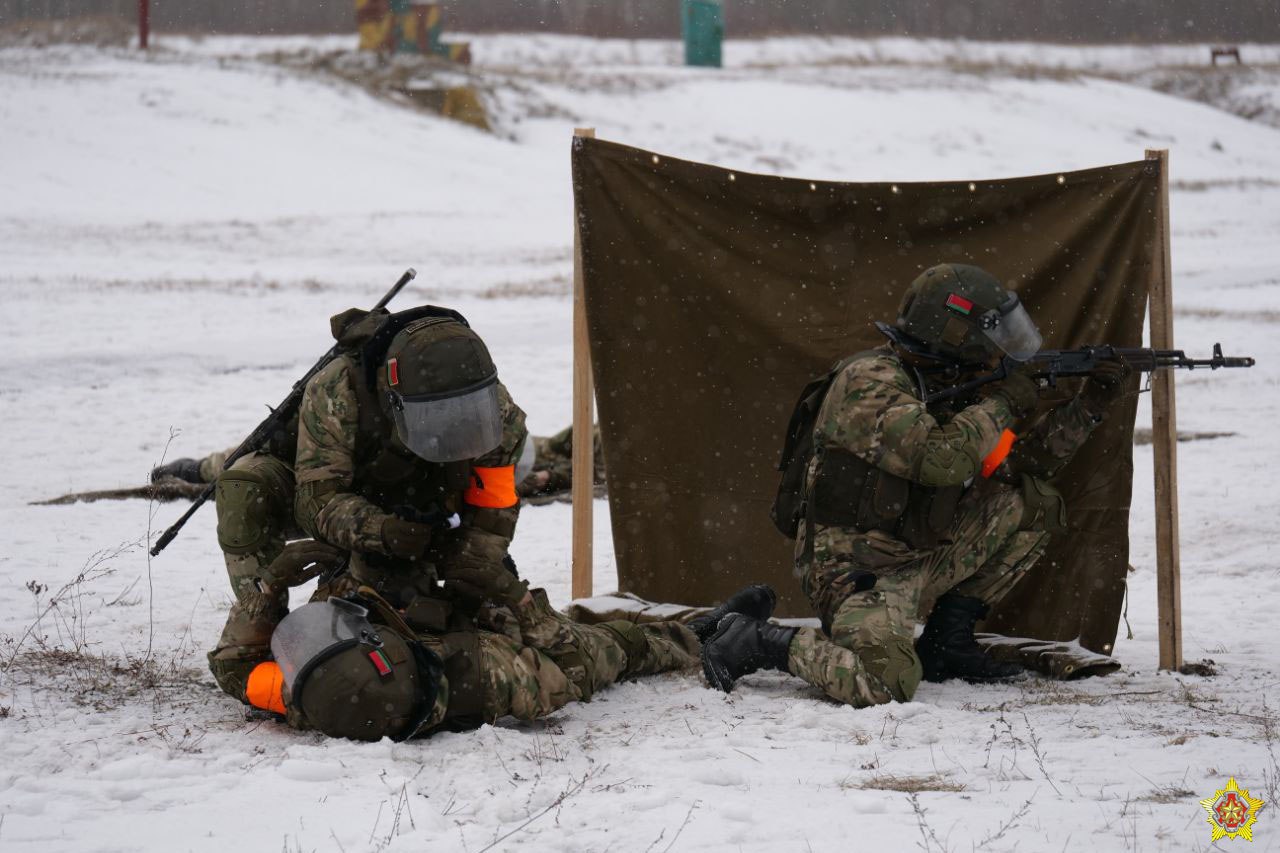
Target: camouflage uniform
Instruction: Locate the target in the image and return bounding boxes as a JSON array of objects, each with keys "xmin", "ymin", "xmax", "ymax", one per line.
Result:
[
  {"xmin": 207, "ymin": 317, "xmax": 529, "ymax": 701},
  {"xmin": 521, "ymin": 425, "xmax": 606, "ymax": 496},
  {"xmin": 196, "ymin": 449, "xmax": 231, "ymax": 484},
  {"xmin": 419, "ymin": 594, "xmax": 698, "ymax": 729},
  {"xmin": 786, "ymin": 345, "xmax": 1100, "ymax": 707},
  {"xmin": 252, "ymin": 584, "xmax": 699, "ymax": 736},
  {"xmin": 197, "ymin": 422, "xmax": 606, "ymax": 499}
]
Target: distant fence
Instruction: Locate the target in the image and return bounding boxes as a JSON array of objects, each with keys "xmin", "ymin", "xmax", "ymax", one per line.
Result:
[{"xmin": 4, "ymin": 0, "xmax": 1280, "ymax": 42}]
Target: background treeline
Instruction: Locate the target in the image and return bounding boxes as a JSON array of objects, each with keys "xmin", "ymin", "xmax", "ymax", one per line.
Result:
[{"xmin": 4, "ymin": 0, "xmax": 1279, "ymax": 42}]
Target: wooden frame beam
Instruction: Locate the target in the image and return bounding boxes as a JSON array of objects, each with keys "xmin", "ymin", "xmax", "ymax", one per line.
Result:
[
  {"xmin": 571, "ymin": 127, "xmax": 597, "ymax": 600},
  {"xmin": 1145, "ymin": 148, "xmax": 1183, "ymax": 671}
]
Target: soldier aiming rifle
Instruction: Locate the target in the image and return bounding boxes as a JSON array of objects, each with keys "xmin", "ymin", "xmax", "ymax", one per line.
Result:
[{"xmin": 702, "ymin": 262, "xmax": 1254, "ymax": 707}]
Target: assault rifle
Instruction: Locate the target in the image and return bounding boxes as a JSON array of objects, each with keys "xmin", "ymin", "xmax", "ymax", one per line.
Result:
[
  {"xmin": 925, "ymin": 343, "xmax": 1255, "ymax": 404},
  {"xmin": 149, "ymin": 268, "xmax": 417, "ymax": 557}
]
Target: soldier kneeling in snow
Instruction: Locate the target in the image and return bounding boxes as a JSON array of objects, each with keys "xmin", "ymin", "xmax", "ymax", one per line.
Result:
[
  {"xmin": 702, "ymin": 264, "xmax": 1130, "ymax": 706},
  {"xmin": 192, "ymin": 300, "xmax": 749, "ymax": 737}
]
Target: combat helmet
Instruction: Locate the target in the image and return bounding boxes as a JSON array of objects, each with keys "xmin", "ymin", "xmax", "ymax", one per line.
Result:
[
  {"xmin": 270, "ymin": 598, "xmax": 442, "ymax": 742},
  {"xmin": 380, "ymin": 315, "xmax": 503, "ymax": 462},
  {"xmin": 893, "ymin": 264, "xmax": 1042, "ymax": 363}
]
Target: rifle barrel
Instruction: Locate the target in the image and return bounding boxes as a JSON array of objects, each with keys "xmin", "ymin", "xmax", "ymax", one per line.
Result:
[
  {"xmin": 374, "ymin": 268, "xmax": 416, "ymax": 312},
  {"xmin": 149, "ymin": 484, "xmax": 214, "ymax": 556}
]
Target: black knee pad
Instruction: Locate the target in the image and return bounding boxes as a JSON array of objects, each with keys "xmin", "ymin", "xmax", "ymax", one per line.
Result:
[{"xmin": 216, "ymin": 469, "xmax": 275, "ymax": 555}]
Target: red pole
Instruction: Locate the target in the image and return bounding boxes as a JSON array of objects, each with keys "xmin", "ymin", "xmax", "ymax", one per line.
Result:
[{"xmin": 139, "ymin": 0, "xmax": 149, "ymax": 50}]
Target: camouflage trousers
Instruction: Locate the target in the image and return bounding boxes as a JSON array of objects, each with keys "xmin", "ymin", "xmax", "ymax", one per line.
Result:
[
  {"xmin": 788, "ymin": 479, "xmax": 1047, "ymax": 708},
  {"xmin": 477, "ymin": 600, "xmax": 699, "ymax": 722},
  {"xmin": 207, "ymin": 452, "xmax": 297, "ymax": 698}
]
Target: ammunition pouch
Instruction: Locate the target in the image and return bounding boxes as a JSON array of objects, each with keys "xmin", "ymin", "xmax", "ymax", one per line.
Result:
[
  {"xmin": 810, "ymin": 448, "xmax": 962, "ymax": 550},
  {"xmin": 897, "ymin": 484, "xmax": 964, "ymax": 551},
  {"xmin": 1019, "ymin": 475, "xmax": 1067, "ymax": 534},
  {"xmin": 810, "ymin": 448, "xmax": 908, "ymax": 531},
  {"xmin": 403, "ymin": 596, "xmax": 453, "ymax": 633},
  {"xmin": 344, "ymin": 552, "xmax": 439, "ymax": 610}
]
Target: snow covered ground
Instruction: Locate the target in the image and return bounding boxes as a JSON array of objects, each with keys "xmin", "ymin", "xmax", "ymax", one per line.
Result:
[{"xmin": 1, "ymin": 34, "xmax": 1278, "ymax": 852}]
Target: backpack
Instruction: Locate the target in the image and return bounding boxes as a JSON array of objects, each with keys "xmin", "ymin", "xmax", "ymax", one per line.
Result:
[{"xmin": 769, "ymin": 353, "xmax": 865, "ymax": 538}]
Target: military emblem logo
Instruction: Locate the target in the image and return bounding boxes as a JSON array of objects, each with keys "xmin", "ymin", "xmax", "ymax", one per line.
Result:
[{"xmin": 1200, "ymin": 777, "xmax": 1265, "ymax": 841}]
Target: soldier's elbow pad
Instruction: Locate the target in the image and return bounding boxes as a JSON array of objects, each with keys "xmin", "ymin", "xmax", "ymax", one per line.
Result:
[{"xmin": 916, "ymin": 424, "xmax": 981, "ymax": 487}]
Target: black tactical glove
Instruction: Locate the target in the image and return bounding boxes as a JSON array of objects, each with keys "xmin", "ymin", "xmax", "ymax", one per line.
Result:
[
  {"xmin": 440, "ymin": 530, "xmax": 529, "ymax": 607},
  {"xmin": 984, "ymin": 370, "xmax": 1040, "ymax": 418},
  {"xmin": 150, "ymin": 457, "xmax": 203, "ymax": 484},
  {"xmin": 1079, "ymin": 359, "xmax": 1133, "ymax": 418},
  {"xmin": 381, "ymin": 516, "xmax": 433, "ymax": 560}
]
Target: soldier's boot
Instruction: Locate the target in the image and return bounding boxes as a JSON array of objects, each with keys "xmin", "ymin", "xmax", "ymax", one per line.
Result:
[
  {"xmin": 915, "ymin": 593, "xmax": 1023, "ymax": 682},
  {"xmin": 687, "ymin": 585, "xmax": 779, "ymax": 644},
  {"xmin": 701, "ymin": 613, "xmax": 798, "ymax": 693},
  {"xmin": 150, "ymin": 457, "xmax": 203, "ymax": 484}
]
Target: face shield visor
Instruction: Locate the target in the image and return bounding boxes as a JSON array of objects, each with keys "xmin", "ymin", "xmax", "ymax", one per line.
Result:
[
  {"xmin": 389, "ymin": 377, "xmax": 503, "ymax": 463},
  {"xmin": 977, "ymin": 292, "xmax": 1043, "ymax": 361},
  {"xmin": 514, "ymin": 435, "xmax": 536, "ymax": 484},
  {"xmin": 270, "ymin": 598, "xmax": 382, "ymax": 703}
]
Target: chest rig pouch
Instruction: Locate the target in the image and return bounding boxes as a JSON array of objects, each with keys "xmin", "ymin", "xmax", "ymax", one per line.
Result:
[{"xmin": 809, "ymin": 447, "xmax": 964, "ymax": 551}]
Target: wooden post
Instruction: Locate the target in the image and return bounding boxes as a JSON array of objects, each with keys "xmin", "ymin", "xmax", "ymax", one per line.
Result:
[
  {"xmin": 1145, "ymin": 148, "xmax": 1183, "ymax": 671},
  {"xmin": 571, "ymin": 127, "xmax": 597, "ymax": 600},
  {"xmin": 138, "ymin": 0, "xmax": 149, "ymax": 49}
]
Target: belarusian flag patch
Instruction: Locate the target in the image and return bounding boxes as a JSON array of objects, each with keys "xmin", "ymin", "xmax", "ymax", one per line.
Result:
[
  {"xmin": 387, "ymin": 358, "xmax": 400, "ymax": 387},
  {"xmin": 945, "ymin": 293, "xmax": 975, "ymax": 315},
  {"xmin": 368, "ymin": 649, "xmax": 393, "ymax": 677}
]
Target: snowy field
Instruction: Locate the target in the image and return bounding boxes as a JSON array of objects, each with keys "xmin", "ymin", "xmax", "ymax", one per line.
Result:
[{"xmin": 2, "ymin": 33, "xmax": 1279, "ymax": 852}]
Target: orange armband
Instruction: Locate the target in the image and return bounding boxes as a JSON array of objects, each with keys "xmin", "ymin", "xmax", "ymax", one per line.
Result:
[
  {"xmin": 464, "ymin": 465, "xmax": 518, "ymax": 509},
  {"xmin": 245, "ymin": 661, "xmax": 286, "ymax": 715},
  {"xmin": 981, "ymin": 429, "xmax": 1017, "ymax": 479}
]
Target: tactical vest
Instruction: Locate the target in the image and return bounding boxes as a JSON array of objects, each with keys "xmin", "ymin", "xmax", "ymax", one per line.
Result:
[{"xmin": 777, "ymin": 349, "xmax": 965, "ymax": 554}]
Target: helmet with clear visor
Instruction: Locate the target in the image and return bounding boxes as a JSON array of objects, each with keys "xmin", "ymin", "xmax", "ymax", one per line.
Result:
[
  {"xmin": 894, "ymin": 264, "xmax": 1042, "ymax": 363},
  {"xmin": 270, "ymin": 598, "xmax": 441, "ymax": 742},
  {"xmin": 270, "ymin": 597, "xmax": 380, "ymax": 701},
  {"xmin": 381, "ymin": 316, "xmax": 504, "ymax": 463}
]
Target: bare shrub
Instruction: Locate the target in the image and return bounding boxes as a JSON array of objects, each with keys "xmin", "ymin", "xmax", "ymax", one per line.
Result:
[{"xmin": 859, "ymin": 773, "xmax": 965, "ymax": 793}]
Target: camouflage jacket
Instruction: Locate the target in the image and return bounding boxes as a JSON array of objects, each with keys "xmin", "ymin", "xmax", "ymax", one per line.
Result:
[
  {"xmin": 527, "ymin": 424, "xmax": 606, "ymax": 495},
  {"xmin": 806, "ymin": 345, "xmax": 1099, "ymax": 530},
  {"xmin": 810, "ymin": 346, "xmax": 1012, "ymax": 488},
  {"xmin": 292, "ymin": 353, "xmax": 527, "ymax": 583}
]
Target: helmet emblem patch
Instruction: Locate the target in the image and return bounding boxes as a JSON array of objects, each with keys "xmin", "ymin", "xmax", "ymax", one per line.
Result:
[
  {"xmin": 368, "ymin": 649, "xmax": 393, "ymax": 677},
  {"xmin": 945, "ymin": 293, "xmax": 974, "ymax": 316}
]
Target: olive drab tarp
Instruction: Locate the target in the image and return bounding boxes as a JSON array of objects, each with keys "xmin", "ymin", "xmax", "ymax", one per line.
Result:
[{"xmin": 572, "ymin": 137, "xmax": 1159, "ymax": 652}]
